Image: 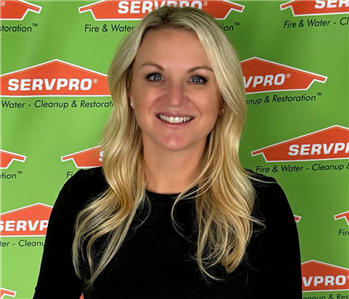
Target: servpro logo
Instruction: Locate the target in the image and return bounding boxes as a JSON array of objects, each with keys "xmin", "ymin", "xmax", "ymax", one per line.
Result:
[
  {"xmin": 0, "ymin": 149, "xmax": 26, "ymax": 169},
  {"xmin": 0, "ymin": 203, "xmax": 52, "ymax": 237},
  {"xmin": 78, "ymin": 0, "xmax": 244, "ymax": 20},
  {"xmin": 241, "ymin": 57, "xmax": 327, "ymax": 94},
  {"xmin": 334, "ymin": 211, "xmax": 349, "ymax": 225},
  {"xmin": 61, "ymin": 146, "xmax": 103, "ymax": 168},
  {"xmin": 0, "ymin": 0, "xmax": 41, "ymax": 20},
  {"xmin": 252, "ymin": 125, "xmax": 349, "ymax": 162},
  {"xmin": 0, "ymin": 288, "xmax": 16, "ymax": 299},
  {"xmin": 0, "ymin": 59, "xmax": 109, "ymax": 97},
  {"xmin": 302, "ymin": 260, "xmax": 349, "ymax": 292},
  {"xmin": 281, "ymin": 0, "xmax": 349, "ymax": 17}
]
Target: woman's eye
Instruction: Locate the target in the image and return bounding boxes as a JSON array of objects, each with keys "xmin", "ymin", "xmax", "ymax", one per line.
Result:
[
  {"xmin": 146, "ymin": 73, "xmax": 163, "ymax": 82},
  {"xmin": 191, "ymin": 76, "xmax": 207, "ymax": 85}
]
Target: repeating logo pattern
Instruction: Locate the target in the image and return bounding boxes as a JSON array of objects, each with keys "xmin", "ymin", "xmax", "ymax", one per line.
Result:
[{"xmin": 1, "ymin": 1, "xmax": 348, "ymax": 297}]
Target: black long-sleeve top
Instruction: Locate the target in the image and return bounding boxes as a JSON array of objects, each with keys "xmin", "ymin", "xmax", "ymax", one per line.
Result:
[{"xmin": 33, "ymin": 167, "xmax": 302, "ymax": 298}]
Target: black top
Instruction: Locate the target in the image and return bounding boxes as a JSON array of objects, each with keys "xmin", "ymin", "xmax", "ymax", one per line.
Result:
[{"xmin": 33, "ymin": 167, "xmax": 302, "ymax": 298}]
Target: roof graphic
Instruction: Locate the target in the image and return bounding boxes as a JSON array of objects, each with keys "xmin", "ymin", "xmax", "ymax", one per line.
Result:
[
  {"xmin": 0, "ymin": 0, "xmax": 41, "ymax": 20},
  {"xmin": 302, "ymin": 260, "xmax": 349, "ymax": 291},
  {"xmin": 252, "ymin": 125, "xmax": 349, "ymax": 162},
  {"xmin": 241, "ymin": 57, "xmax": 327, "ymax": 94},
  {"xmin": 79, "ymin": 0, "xmax": 244, "ymax": 20},
  {"xmin": 0, "ymin": 203, "xmax": 52, "ymax": 237},
  {"xmin": 281, "ymin": 0, "xmax": 349, "ymax": 16},
  {"xmin": 0, "ymin": 149, "xmax": 26, "ymax": 169},
  {"xmin": 0, "ymin": 288, "xmax": 16, "ymax": 299},
  {"xmin": 334, "ymin": 211, "xmax": 349, "ymax": 225},
  {"xmin": 1, "ymin": 59, "xmax": 109, "ymax": 97},
  {"xmin": 61, "ymin": 146, "xmax": 102, "ymax": 168}
]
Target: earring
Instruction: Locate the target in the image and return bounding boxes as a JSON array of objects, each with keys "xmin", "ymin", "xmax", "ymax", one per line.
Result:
[
  {"xmin": 130, "ymin": 102, "xmax": 134, "ymax": 108},
  {"xmin": 221, "ymin": 108, "xmax": 225, "ymax": 114}
]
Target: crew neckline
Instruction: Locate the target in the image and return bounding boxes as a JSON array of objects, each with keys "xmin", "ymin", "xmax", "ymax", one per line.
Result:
[
  {"xmin": 145, "ymin": 188, "xmax": 197, "ymax": 205},
  {"xmin": 145, "ymin": 190, "xmax": 181, "ymax": 205}
]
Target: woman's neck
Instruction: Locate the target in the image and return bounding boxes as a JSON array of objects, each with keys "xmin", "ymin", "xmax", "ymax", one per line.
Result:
[{"xmin": 143, "ymin": 144, "xmax": 204, "ymax": 194}]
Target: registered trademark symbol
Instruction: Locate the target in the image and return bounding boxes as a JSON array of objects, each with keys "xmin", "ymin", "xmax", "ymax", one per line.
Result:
[
  {"xmin": 1, "ymin": 1, "xmax": 6, "ymax": 7},
  {"xmin": 286, "ymin": 73, "xmax": 291, "ymax": 79},
  {"xmin": 204, "ymin": 1, "xmax": 208, "ymax": 6},
  {"xmin": 93, "ymin": 78, "xmax": 98, "ymax": 84}
]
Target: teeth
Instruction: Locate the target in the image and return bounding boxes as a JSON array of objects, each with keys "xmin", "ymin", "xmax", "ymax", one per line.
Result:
[{"xmin": 159, "ymin": 115, "xmax": 192, "ymax": 124}]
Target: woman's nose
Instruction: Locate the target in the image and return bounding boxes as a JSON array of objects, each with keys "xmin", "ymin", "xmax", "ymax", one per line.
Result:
[{"xmin": 164, "ymin": 82, "xmax": 188, "ymax": 106}]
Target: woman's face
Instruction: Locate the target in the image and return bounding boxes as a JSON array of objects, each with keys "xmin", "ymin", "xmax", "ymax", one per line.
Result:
[{"xmin": 129, "ymin": 28, "xmax": 222, "ymax": 154}]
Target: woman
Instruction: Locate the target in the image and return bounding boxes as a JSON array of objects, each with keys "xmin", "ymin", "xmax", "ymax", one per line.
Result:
[{"xmin": 34, "ymin": 6, "xmax": 301, "ymax": 299}]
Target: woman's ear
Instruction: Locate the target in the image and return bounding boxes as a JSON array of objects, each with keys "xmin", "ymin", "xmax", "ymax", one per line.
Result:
[
  {"xmin": 218, "ymin": 98, "xmax": 225, "ymax": 116},
  {"xmin": 127, "ymin": 68, "xmax": 134, "ymax": 109},
  {"xmin": 128, "ymin": 78, "xmax": 134, "ymax": 109},
  {"xmin": 129, "ymin": 92, "xmax": 135, "ymax": 109},
  {"xmin": 129, "ymin": 95, "xmax": 134, "ymax": 109}
]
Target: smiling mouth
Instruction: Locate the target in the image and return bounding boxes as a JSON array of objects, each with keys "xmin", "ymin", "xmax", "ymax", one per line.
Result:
[{"xmin": 158, "ymin": 114, "xmax": 193, "ymax": 124}]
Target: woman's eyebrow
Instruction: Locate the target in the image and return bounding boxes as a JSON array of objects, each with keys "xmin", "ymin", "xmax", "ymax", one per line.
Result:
[
  {"xmin": 187, "ymin": 66, "xmax": 213, "ymax": 73},
  {"xmin": 140, "ymin": 61, "xmax": 164, "ymax": 71},
  {"xmin": 140, "ymin": 62, "xmax": 213, "ymax": 73}
]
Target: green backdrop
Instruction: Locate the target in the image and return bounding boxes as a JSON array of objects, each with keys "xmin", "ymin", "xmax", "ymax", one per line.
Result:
[{"xmin": 1, "ymin": 1, "xmax": 348, "ymax": 298}]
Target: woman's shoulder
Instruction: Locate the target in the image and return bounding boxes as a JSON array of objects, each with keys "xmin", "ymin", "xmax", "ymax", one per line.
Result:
[
  {"xmin": 71, "ymin": 166, "xmax": 105, "ymax": 181},
  {"xmin": 53, "ymin": 167, "xmax": 108, "ymax": 213},
  {"xmin": 63, "ymin": 167, "xmax": 106, "ymax": 191},
  {"xmin": 245, "ymin": 170, "xmax": 300, "ymax": 261},
  {"xmin": 246, "ymin": 169, "xmax": 280, "ymax": 195},
  {"xmin": 245, "ymin": 169, "xmax": 292, "ymax": 219},
  {"xmin": 244, "ymin": 173, "xmax": 301, "ymax": 292}
]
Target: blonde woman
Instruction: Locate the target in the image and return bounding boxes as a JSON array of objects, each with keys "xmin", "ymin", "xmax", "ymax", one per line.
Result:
[{"xmin": 34, "ymin": 6, "xmax": 301, "ymax": 299}]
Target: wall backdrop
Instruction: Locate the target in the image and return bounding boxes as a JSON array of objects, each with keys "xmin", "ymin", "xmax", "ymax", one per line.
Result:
[{"xmin": 1, "ymin": 0, "xmax": 348, "ymax": 298}]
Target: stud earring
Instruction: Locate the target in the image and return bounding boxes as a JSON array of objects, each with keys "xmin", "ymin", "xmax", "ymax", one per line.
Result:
[
  {"xmin": 221, "ymin": 108, "xmax": 225, "ymax": 114},
  {"xmin": 130, "ymin": 102, "xmax": 134, "ymax": 108}
]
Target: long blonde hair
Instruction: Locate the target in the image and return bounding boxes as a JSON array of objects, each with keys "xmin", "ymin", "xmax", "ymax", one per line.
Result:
[{"xmin": 73, "ymin": 6, "xmax": 260, "ymax": 287}]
